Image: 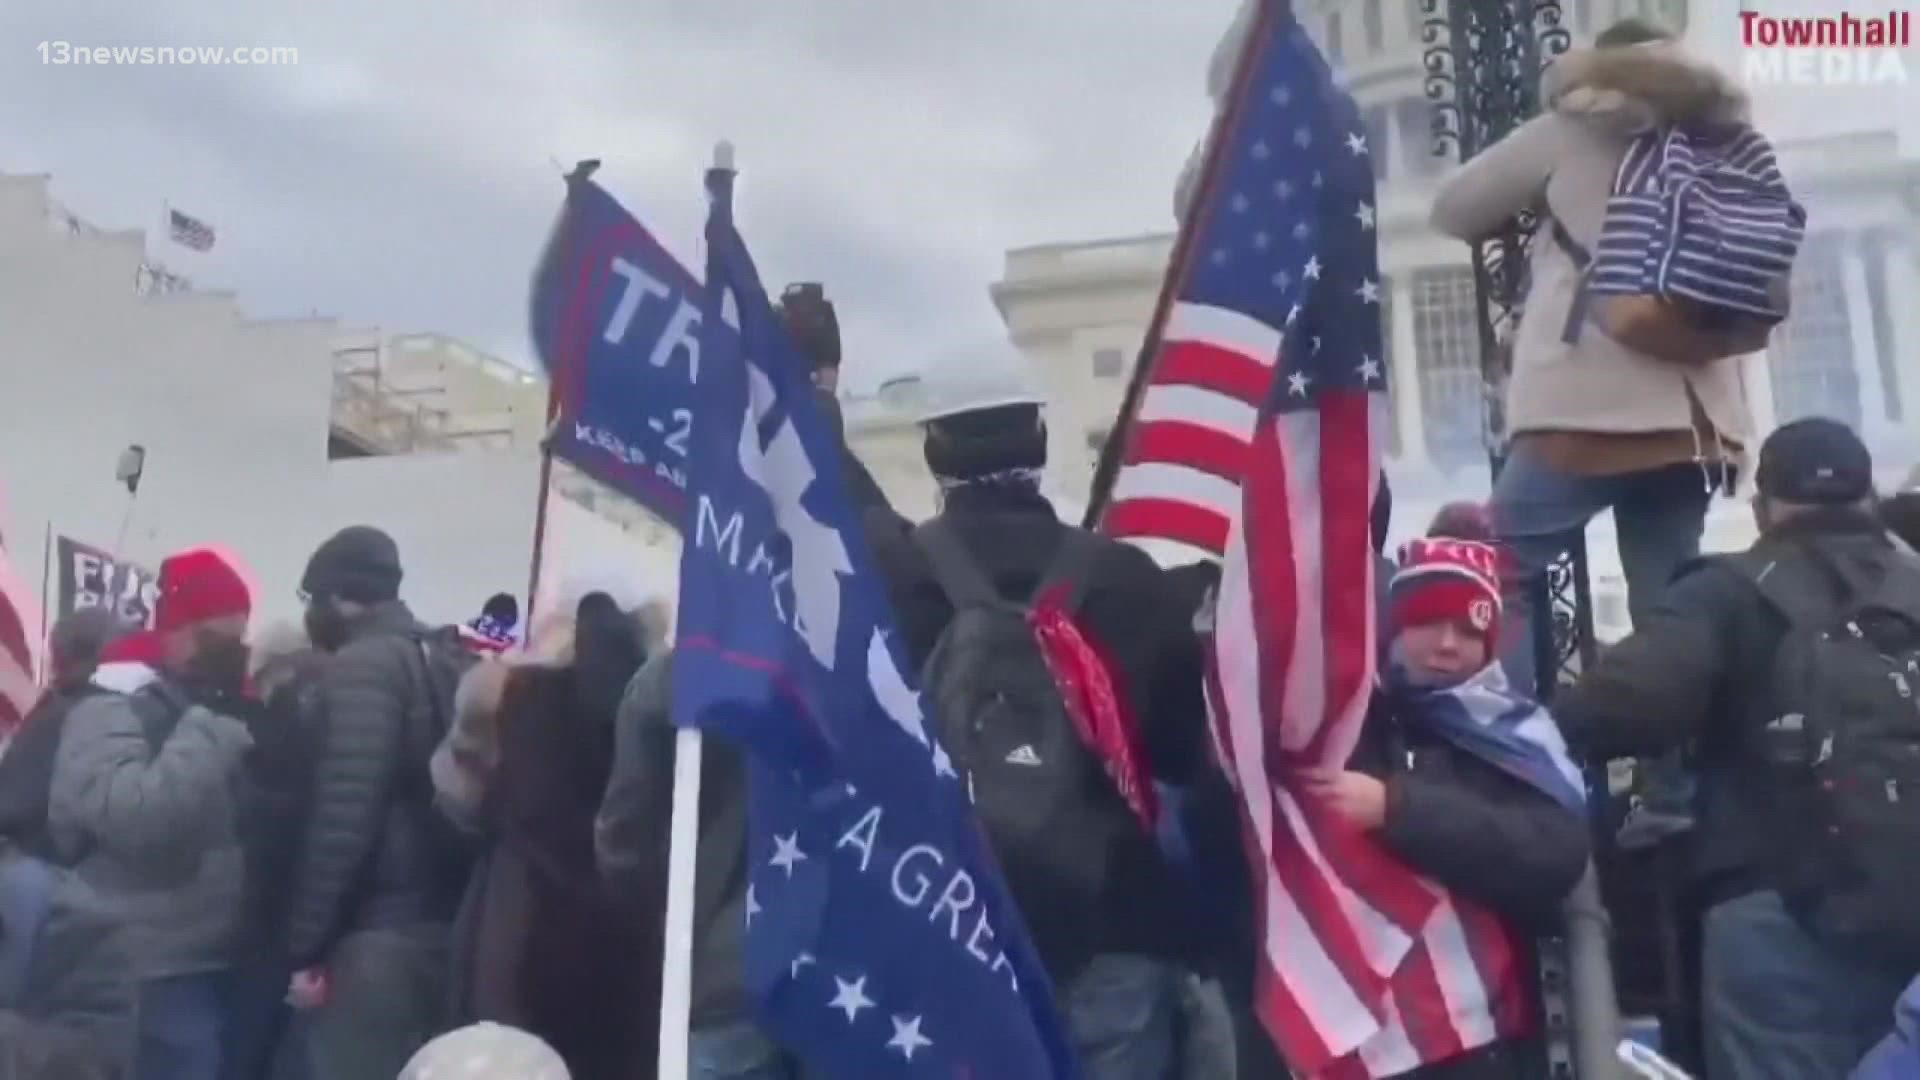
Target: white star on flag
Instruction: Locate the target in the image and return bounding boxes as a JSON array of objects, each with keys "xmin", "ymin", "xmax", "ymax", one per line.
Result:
[
  {"xmin": 1253, "ymin": 231, "xmax": 1270, "ymax": 250},
  {"xmin": 1231, "ymin": 193, "xmax": 1250, "ymax": 212},
  {"xmin": 1303, "ymin": 255, "xmax": 1323, "ymax": 280},
  {"xmin": 1355, "ymin": 201, "xmax": 1376, "ymax": 230},
  {"xmin": 791, "ymin": 952, "xmax": 816, "ymax": 978},
  {"xmin": 1357, "ymin": 279, "xmax": 1381, "ymax": 304},
  {"xmin": 1271, "ymin": 84, "xmax": 1292, "ymax": 106},
  {"xmin": 1287, "ymin": 371, "xmax": 1312, "ymax": 396},
  {"xmin": 1252, "ymin": 140, "xmax": 1271, "ymax": 160},
  {"xmin": 1346, "ymin": 131, "xmax": 1369, "ymax": 156},
  {"xmin": 1358, "ymin": 356, "xmax": 1383, "ymax": 381},
  {"xmin": 888, "ymin": 1015, "xmax": 934, "ymax": 1061},
  {"xmin": 1275, "ymin": 179, "xmax": 1294, "ymax": 200},
  {"xmin": 746, "ymin": 884, "xmax": 761, "ymax": 926},
  {"xmin": 1293, "ymin": 126, "xmax": 1313, "ymax": 148},
  {"xmin": 829, "ymin": 976, "xmax": 876, "ymax": 1023},
  {"xmin": 770, "ymin": 832, "xmax": 808, "ymax": 877}
]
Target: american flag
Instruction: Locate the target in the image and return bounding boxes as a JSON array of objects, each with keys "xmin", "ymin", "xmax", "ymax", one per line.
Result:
[
  {"xmin": 0, "ymin": 523, "xmax": 41, "ymax": 741},
  {"xmin": 1095, "ymin": 2, "xmax": 1390, "ymax": 566},
  {"xmin": 1101, "ymin": 1, "xmax": 1522, "ymax": 1075},
  {"xmin": 168, "ymin": 208, "xmax": 215, "ymax": 252}
]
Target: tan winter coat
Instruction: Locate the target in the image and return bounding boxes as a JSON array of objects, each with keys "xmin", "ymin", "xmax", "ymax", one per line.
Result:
[
  {"xmin": 432, "ymin": 600, "xmax": 671, "ymax": 828},
  {"xmin": 1430, "ymin": 43, "xmax": 1758, "ymax": 460}
]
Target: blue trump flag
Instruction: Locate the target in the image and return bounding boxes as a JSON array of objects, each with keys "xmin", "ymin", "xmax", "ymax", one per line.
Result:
[
  {"xmin": 670, "ymin": 159, "xmax": 1077, "ymax": 1078},
  {"xmin": 530, "ymin": 175, "xmax": 722, "ymax": 526}
]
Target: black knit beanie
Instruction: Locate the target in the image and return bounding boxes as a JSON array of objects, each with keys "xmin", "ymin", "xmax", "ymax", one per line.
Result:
[{"xmin": 302, "ymin": 526, "xmax": 404, "ymax": 603}]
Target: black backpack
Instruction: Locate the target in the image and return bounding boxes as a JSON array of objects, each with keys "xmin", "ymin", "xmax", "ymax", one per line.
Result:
[
  {"xmin": 913, "ymin": 521, "xmax": 1136, "ymax": 911},
  {"xmin": 395, "ymin": 626, "xmax": 483, "ymax": 884},
  {"xmin": 1741, "ymin": 543, "xmax": 1920, "ymax": 961}
]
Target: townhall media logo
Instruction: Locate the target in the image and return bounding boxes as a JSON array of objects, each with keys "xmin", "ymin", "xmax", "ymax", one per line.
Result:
[{"xmin": 1738, "ymin": 9, "xmax": 1913, "ymax": 85}]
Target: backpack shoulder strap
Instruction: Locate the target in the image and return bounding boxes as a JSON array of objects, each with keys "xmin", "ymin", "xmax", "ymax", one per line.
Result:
[
  {"xmin": 1541, "ymin": 209, "xmax": 1593, "ymax": 346},
  {"xmin": 1734, "ymin": 545, "xmax": 1861, "ymax": 627},
  {"xmin": 912, "ymin": 520, "xmax": 1004, "ymax": 611},
  {"xmin": 1038, "ymin": 529, "xmax": 1105, "ymax": 616},
  {"xmin": 1547, "ymin": 215, "xmax": 1590, "ymax": 270}
]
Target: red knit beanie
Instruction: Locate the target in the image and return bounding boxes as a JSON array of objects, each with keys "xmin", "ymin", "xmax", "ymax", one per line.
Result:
[
  {"xmin": 154, "ymin": 547, "xmax": 252, "ymax": 634},
  {"xmin": 1389, "ymin": 537, "xmax": 1503, "ymax": 649}
]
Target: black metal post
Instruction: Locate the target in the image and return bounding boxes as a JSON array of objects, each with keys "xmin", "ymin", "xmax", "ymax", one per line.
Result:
[
  {"xmin": 1420, "ymin": 0, "xmax": 1594, "ymax": 691},
  {"xmin": 1422, "ymin": 3, "xmax": 1604, "ymax": 1078}
]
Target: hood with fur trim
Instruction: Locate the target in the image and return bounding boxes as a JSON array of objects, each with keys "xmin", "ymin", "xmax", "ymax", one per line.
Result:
[{"xmin": 1544, "ymin": 42, "xmax": 1749, "ymax": 135}]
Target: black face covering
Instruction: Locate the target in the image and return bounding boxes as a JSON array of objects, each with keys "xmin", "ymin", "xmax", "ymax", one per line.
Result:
[
  {"xmin": 304, "ymin": 602, "xmax": 351, "ymax": 653},
  {"xmin": 183, "ymin": 631, "xmax": 251, "ymax": 699}
]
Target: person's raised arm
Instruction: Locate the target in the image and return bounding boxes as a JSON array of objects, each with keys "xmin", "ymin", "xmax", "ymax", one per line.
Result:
[{"xmin": 1430, "ymin": 114, "xmax": 1562, "ymax": 243}]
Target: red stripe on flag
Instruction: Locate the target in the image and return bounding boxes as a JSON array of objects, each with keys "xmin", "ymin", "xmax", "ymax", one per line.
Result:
[
  {"xmin": 1256, "ymin": 949, "xmax": 1339, "ymax": 1074},
  {"xmin": 1303, "ymin": 804, "xmax": 1440, "ymax": 933},
  {"xmin": 1103, "ymin": 498, "xmax": 1230, "ymax": 555},
  {"xmin": 1395, "ymin": 932, "xmax": 1471, "ymax": 1067},
  {"xmin": 1245, "ymin": 414, "xmax": 1301, "ymax": 749},
  {"xmin": 1123, "ymin": 421, "xmax": 1252, "ymax": 481},
  {"xmin": 0, "ymin": 536, "xmax": 40, "ymax": 736},
  {"xmin": 1304, "ymin": 388, "xmax": 1376, "ymax": 765},
  {"xmin": 1153, "ymin": 338, "xmax": 1274, "ymax": 404},
  {"xmin": 1264, "ymin": 795, "xmax": 1392, "ymax": 1030},
  {"xmin": 1457, "ymin": 900, "xmax": 1533, "ymax": 1040}
]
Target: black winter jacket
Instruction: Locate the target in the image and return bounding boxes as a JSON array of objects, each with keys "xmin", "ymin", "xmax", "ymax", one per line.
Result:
[
  {"xmin": 1555, "ymin": 508, "xmax": 1901, "ymax": 904},
  {"xmin": 867, "ymin": 484, "xmax": 1210, "ymax": 980},
  {"xmin": 235, "ymin": 650, "xmax": 326, "ymax": 960},
  {"xmin": 284, "ymin": 602, "xmax": 461, "ymax": 965},
  {"xmin": 1354, "ymin": 691, "xmax": 1589, "ymax": 930},
  {"xmin": 1348, "ymin": 688, "xmax": 1588, "ymax": 1079},
  {"xmin": 596, "ymin": 651, "xmax": 753, "ymax": 1028}
]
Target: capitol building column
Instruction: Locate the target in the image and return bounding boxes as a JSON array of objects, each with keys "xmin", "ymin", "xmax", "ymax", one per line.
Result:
[
  {"xmin": 1387, "ymin": 275, "xmax": 1431, "ymax": 474},
  {"xmin": 1838, "ymin": 235, "xmax": 1897, "ymax": 445},
  {"xmin": 1882, "ymin": 235, "xmax": 1920, "ymax": 443}
]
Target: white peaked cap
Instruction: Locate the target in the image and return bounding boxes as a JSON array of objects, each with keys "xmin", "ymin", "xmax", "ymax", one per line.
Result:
[
  {"xmin": 910, "ymin": 348, "xmax": 1047, "ymax": 424},
  {"xmin": 397, "ymin": 1023, "xmax": 569, "ymax": 1080}
]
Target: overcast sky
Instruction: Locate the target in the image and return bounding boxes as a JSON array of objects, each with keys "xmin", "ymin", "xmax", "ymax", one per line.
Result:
[
  {"xmin": 0, "ymin": 0, "xmax": 1238, "ymax": 393},
  {"xmin": 4, "ymin": 1, "xmax": 1911, "ymax": 397}
]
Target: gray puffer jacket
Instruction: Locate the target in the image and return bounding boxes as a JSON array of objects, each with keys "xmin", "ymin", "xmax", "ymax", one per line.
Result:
[
  {"xmin": 46, "ymin": 663, "xmax": 253, "ymax": 981},
  {"xmin": 2, "ymin": 848, "xmax": 137, "ymax": 1078},
  {"xmin": 284, "ymin": 601, "xmax": 466, "ymax": 966},
  {"xmin": 596, "ymin": 651, "xmax": 752, "ymax": 1027}
]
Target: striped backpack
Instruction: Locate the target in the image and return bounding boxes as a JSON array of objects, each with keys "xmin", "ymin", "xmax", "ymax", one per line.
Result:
[{"xmin": 1551, "ymin": 123, "xmax": 1806, "ymax": 365}]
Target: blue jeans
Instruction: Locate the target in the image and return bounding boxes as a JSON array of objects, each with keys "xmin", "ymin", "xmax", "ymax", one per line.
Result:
[
  {"xmin": 222, "ymin": 956, "xmax": 299, "ymax": 1080},
  {"xmin": 1491, "ymin": 448, "xmax": 1714, "ymax": 830},
  {"xmin": 0, "ymin": 853, "xmax": 56, "ymax": 1007},
  {"xmin": 1064, "ymin": 955, "xmax": 1183, "ymax": 1080},
  {"xmin": 689, "ymin": 1019, "xmax": 813, "ymax": 1080},
  {"xmin": 1702, "ymin": 890, "xmax": 1910, "ymax": 1080},
  {"xmin": 135, "ymin": 971, "xmax": 231, "ymax": 1080},
  {"xmin": 1489, "ymin": 445, "xmax": 1716, "ymax": 695}
]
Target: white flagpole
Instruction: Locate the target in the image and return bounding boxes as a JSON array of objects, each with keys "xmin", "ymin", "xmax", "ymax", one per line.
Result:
[
  {"xmin": 657, "ymin": 137, "xmax": 733, "ymax": 1080},
  {"xmin": 656, "ymin": 727, "xmax": 705, "ymax": 1080}
]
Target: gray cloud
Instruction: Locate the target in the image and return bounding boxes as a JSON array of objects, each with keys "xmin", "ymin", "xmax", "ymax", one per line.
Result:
[{"xmin": 1, "ymin": 0, "xmax": 1235, "ymax": 390}]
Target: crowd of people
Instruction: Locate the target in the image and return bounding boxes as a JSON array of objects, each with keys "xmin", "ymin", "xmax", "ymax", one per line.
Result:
[{"xmin": 2, "ymin": 16, "xmax": 1919, "ymax": 1080}]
